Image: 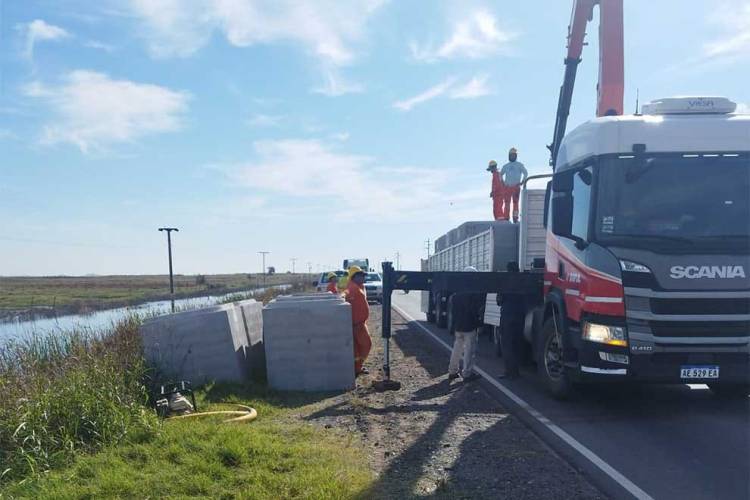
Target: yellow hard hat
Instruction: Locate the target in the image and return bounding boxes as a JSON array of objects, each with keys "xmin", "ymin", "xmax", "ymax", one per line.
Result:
[
  {"xmin": 487, "ymin": 159, "xmax": 498, "ymax": 171},
  {"xmin": 327, "ymin": 272, "xmax": 337, "ymax": 279},
  {"xmin": 509, "ymin": 147, "xmax": 518, "ymax": 154},
  {"xmin": 348, "ymin": 265, "xmax": 364, "ymax": 277}
]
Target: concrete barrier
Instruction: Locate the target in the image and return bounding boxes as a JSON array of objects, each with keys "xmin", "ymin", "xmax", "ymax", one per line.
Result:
[
  {"xmin": 263, "ymin": 295, "xmax": 354, "ymax": 391},
  {"xmin": 140, "ymin": 300, "xmax": 262, "ymax": 383}
]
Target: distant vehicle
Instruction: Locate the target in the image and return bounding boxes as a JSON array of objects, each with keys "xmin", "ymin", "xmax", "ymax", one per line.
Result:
[
  {"xmin": 314, "ymin": 270, "xmax": 347, "ymax": 293},
  {"xmin": 343, "ymin": 258, "xmax": 369, "ymax": 272},
  {"xmin": 364, "ymin": 272, "xmax": 383, "ymax": 303}
]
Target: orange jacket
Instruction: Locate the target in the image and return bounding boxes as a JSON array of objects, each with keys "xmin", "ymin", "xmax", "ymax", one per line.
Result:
[
  {"xmin": 491, "ymin": 171, "xmax": 505, "ymax": 198},
  {"xmin": 345, "ymin": 281, "xmax": 369, "ymax": 325},
  {"xmin": 326, "ymin": 280, "xmax": 338, "ymax": 294}
]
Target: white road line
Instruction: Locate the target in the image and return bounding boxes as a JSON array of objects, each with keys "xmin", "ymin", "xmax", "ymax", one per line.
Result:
[{"xmin": 391, "ymin": 303, "xmax": 654, "ymax": 500}]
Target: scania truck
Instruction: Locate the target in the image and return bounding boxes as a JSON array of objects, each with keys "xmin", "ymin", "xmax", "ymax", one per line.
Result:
[{"xmin": 380, "ymin": 0, "xmax": 749, "ymax": 399}]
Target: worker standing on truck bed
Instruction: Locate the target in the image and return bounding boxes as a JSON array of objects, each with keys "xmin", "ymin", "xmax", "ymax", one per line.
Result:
[
  {"xmin": 448, "ymin": 266, "xmax": 484, "ymax": 382},
  {"xmin": 345, "ymin": 266, "xmax": 371, "ymax": 376},
  {"xmin": 487, "ymin": 160, "xmax": 507, "ymax": 220},
  {"xmin": 326, "ymin": 272, "xmax": 339, "ymax": 294},
  {"xmin": 500, "ymin": 148, "xmax": 528, "ymax": 223}
]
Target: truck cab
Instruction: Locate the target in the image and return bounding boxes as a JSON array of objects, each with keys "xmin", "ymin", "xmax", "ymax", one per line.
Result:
[{"xmin": 541, "ymin": 97, "xmax": 750, "ymax": 397}]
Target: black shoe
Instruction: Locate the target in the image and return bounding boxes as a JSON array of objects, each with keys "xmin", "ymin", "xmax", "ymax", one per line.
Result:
[
  {"xmin": 462, "ymin": 373, "xmax": 481, "ymax": 382},
  {"xmin": 448, "ymin": 373, "xmax": 460, "ymax": 381}
]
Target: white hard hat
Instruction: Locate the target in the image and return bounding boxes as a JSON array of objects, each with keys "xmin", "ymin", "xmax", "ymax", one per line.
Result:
[{"xmin": 463, "ymin": 266, "xmax": 478, "ymax": 272}]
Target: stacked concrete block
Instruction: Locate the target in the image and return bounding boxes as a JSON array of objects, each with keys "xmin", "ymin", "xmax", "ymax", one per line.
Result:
[
  {"xmin": 140, "ymin": 300, "xmax": 262, "ymax": 383},
  {"xmin": 263, "ymin": 294, "xmax": 354, "ymax": 392},
  {"xmin": 236, "ymin": 299, "xmax": 265, "ymax": 380}
]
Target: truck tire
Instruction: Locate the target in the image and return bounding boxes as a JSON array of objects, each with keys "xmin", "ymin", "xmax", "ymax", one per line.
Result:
[
  {"xmin": 537, "ymin": 317, "xmax": 573, "ymax": 400},
  {"xmin": 708, "ymin": 383, "xmax": 750, "ymax": 399},
  {"xmin": 492, "ymin": 325, "xmax": 502, "ymax": 357},
  {"xmin": 436, "ymin": 293, "xmax": 448, "ymax": 329}
]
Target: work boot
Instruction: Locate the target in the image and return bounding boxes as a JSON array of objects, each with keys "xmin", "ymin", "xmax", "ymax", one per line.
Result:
[{"xmin": 448, "ymin": 373, "xmax": 460, "ymax": 381}]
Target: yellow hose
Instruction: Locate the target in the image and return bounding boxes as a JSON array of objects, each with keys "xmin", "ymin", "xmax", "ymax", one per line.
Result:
[{"xmin": 168, "ymin": 404, "xmax": 258, "ymax": 423}]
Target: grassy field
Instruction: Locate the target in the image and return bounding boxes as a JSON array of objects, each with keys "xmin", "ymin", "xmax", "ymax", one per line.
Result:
[
  {"xmin": 0, "ymin": 320, "xmax": 373, "ymax": 499},
  {"xmin": 2, "ymin": 385, "xmax": 372, "ymax": 499},
  {"xmin": 0, "ymin": 273, "xmax": 313, "ymax": 316}
]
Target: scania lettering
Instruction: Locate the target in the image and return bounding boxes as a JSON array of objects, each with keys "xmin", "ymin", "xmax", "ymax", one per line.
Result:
[{"xmin": 670, "ymin": 265, "xmax": 746, "ymax": 280}]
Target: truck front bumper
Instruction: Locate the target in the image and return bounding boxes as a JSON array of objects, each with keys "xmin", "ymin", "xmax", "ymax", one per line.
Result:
[{"xmin": 567, "ymin": 337, "xmax": 750, "ymax": 384}]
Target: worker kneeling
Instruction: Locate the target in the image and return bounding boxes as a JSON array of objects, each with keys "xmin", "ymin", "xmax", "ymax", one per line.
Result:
[
  {"xmin": 448, "ymin": 266, "xmax": 484, "ymax": 383},
  {"xmin": 345, "ymin": 266, "xmax": 372, "ymax": 377}
]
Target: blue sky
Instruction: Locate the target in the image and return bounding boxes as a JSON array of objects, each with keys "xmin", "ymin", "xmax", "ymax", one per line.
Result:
[{"xmin": 1, "ymin": 0, "xmax": 748, "ymax": 276}]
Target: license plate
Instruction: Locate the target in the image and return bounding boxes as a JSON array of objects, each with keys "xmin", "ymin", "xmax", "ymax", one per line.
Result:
[{"xmin": 680, "ymin": 365, "xmax": 719, "ymax": 379}]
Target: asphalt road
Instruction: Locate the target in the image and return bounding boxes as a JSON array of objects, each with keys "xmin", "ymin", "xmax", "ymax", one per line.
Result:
[{"xmin": 392, "ymin": 291, "xmax": 750, "ymax": 500}]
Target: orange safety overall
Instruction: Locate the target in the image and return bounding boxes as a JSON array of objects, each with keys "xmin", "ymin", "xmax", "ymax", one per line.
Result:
[
  {"xmin": 326, "ymin": 280, "xmax": 338, "ymax": 294},
  {"xmin": 345, "ymin": 280, "xmax": 372, "ymax": 374},
  {"xmin": 491, "ymin": 171, "xmax": 508, "ymax": 220},
  {"xmin": 502, "ymin": 184, "xmax": 521, "ymax": 222}
]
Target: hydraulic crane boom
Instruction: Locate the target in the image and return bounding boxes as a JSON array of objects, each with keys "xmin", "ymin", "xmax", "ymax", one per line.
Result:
[{"xmin": 549, "ymin": 0, "xmax": 624, "ymax": 169}]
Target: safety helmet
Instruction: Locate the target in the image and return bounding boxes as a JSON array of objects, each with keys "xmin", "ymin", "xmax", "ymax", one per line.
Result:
[
  {"xmin": 509, "ymin": 147, "xmax": 518, "ymax": 155},
  {"xmin": 348, "ymin": 265, "xmax": 364, "ymax": 277},
  {"xmin": 486, "ymin": 159, "xmax": 498, "ymax": 171},
  {"xmin": 327, "ymin": 272, "xmax": 337, "ymax": 279}
]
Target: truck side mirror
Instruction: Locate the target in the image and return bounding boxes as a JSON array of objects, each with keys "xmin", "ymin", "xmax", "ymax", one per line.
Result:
[
  {"xmin": 552, "ymin": 171, "xmax": 573, "ymax": 192},
  {"xmin": 551, "ymin": 192, "xmax": 573, "ymax": 238}
]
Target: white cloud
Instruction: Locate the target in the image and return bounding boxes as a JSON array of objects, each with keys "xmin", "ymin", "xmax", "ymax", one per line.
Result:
[
  {"xmin": 411, "ymin": 10, "xmax": 515, "ymax": 62},
  {"xmin": 449, "ymin": 74, "xmax": 491, "ymax": 99},
  {"xmin": 247, "ymin": 113, "xmax": 284, "ymax": 127},
  {"xmin": 215, "ymin": 139, "xmax": 480, "ymax": 221},
  {"xmin": 84, "ymin": 40, "xmax": 116, "ymax": 52},
  {"xmin": 20, "ymin": 19, "xmax": 70, "ymax": 60},
  {"xmin": 128, "ymin": 0, "xmax": 386, "ymax": 65},
  {"xmin": 393, "ymin": 75, "xmax": 491, "ymax": 111},
  {"xmin": 393, "ymin": 77, "xmax": 458, "ymax": 111},
  {"xmin": 24, "ymin": 70, "xmax": 190, "ymax": 153},
  {"xmin": 312, "ymin": 69, "xmax": 365, "ymax": 96},
  {"xmin": 330, "ymin": 132, "xmax": 350, "ymax": 141},
  {"xmin": 703, "ymin": 2, "xmax": 750, "ymax": 61}
]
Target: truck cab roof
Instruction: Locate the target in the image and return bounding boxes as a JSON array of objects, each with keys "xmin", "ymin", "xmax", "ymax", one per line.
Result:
[{"xmin": 557, "ymin": 97, "xmax": 750, "ymax": 171}]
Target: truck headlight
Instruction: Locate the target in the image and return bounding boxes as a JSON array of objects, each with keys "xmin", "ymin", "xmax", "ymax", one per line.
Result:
[{"xmin": 582, "ymin": 322, "xmax": 627, "ymax": 347}]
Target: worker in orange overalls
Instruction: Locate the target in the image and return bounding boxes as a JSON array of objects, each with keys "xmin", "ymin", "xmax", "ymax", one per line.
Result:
[
  {"xmin": 344, "ymin": 265, "xmax": 371, "ymax": 376},
  {"xmin": 488, "ymin": 159, "xmax": 507, "ymax": 220},
  {"xmin": 326, "ymin": 272, "xmax": 339, "ymax": 294}
]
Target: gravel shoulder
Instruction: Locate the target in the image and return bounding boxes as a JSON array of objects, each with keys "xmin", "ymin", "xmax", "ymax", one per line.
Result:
[{"xmin": 298, "ymin": 306, "xmax": 606, "ymax": 499}]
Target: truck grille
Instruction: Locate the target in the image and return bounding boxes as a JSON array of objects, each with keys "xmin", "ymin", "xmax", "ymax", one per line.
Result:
[
  {"xmin": 649, "ymin": 321, "xmax": 750, "ymax": 338},
  {"xmin": 650, "ymin": 297, "xmax": 750, "ymax": 315}
]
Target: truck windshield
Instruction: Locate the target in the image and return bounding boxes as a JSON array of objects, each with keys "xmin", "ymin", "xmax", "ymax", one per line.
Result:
[{"xmin": 595, "ymin": 155, "xmax": 750, "ymax": 252}]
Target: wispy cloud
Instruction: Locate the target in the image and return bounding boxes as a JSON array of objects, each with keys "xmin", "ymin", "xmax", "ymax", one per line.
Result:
[
  {"xmin": 19, "ymin": 19, "xmax": 71, "ymax": 60},
  {"xmin": 393, "ymin": 74, "xmax": 492, "ymax": 111},
  {"xmin": 128, "ymin": 0, "xmax": 386, "ymax": 66},
  {"xmin": 703, "ymin": 2, "xmax": 750, "ymax": 62},
  {"xmin": 312, "ymin": 69, "xmax": 365, "ymax": 96},
  {"xmin": 247, "ymin": 113, "xmax": 284, "ymax": 127},
  {"xmin": 24, "ymin": 70, "xmax": 190, "ymax": 154},
  {"xmin": 83, "ymin": 40, "xmax": 116, "ymax": 52},
  {"xmin": 214, "ymin": 139, "xmax": 480, "ymax": 222},
  {"xmin": 410, "ymin": 10, "xmax": 515, "ymax": 62}
]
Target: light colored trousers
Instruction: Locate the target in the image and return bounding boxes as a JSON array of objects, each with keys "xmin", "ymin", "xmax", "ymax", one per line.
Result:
[{"xmin": 449, "ymin": 329, "xmax": 478, "ymax": 377}]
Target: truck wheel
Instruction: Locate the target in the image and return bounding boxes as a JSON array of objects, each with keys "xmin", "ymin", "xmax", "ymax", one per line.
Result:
[
  {"xmin": 538, "ymin": 317, "xmax": 572, "ymax": 400},
  {"xmin": 708, "ymin": 383, "xmax": 750, "ymax": 399},
  {"xmin": 492, "ymin": 325, "xmax": 503, "ymax": 357},
  {"xmin": 436, "ymin": 294, "xmax": 448, "ymax": 329}
]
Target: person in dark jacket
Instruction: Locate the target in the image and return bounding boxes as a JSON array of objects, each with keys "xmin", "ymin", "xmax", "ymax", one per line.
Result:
[
  {"xmin": 498, "ymin": 262, "xmax": 526, "ymax": 379},
  {"xmin": 448, "ymin": 266, "xmax": 485, "ymax": 382}
]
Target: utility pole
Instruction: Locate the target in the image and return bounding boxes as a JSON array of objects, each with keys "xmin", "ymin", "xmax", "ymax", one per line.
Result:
[
  {"xmin": 258, "ymin": 251, "xmax": 269, "ymax": 287},
  {"xmin": 395, "ymin": 252, "xmax": 401, "ymax": 270},
  {"xmin": 290, "ymin": 258, "xmax": 297, "ymax": 274},
  {"xmin": 158, "ymin": 227, "xmax": 179, "ymax": 313},
  {"xmin": 307, "ymin": 262, "xmax": 312, "ymax": 275},
  {"xmin": 425, "ymin": 239, "xmax": 431, "ymax": 259}
]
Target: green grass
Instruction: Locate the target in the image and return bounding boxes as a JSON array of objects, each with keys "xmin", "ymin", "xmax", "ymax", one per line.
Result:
[
  {"xmin": 0, "ymin": 273, "xmax": 313, "ymax": 315},
  {"xmin": 2, "ymin": 383, "xmax": 373, "ymax": 499}
]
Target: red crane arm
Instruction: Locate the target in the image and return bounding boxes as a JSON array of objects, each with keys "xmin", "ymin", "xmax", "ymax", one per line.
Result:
[{"xmin": 549, "ymin": 0, "xmax": 624, "ymax": 168}]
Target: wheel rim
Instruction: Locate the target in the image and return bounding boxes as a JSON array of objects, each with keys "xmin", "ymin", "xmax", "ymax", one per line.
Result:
[{"xmin": 544, "ymin": 332, "xmax": 564, "ymax": 380}]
